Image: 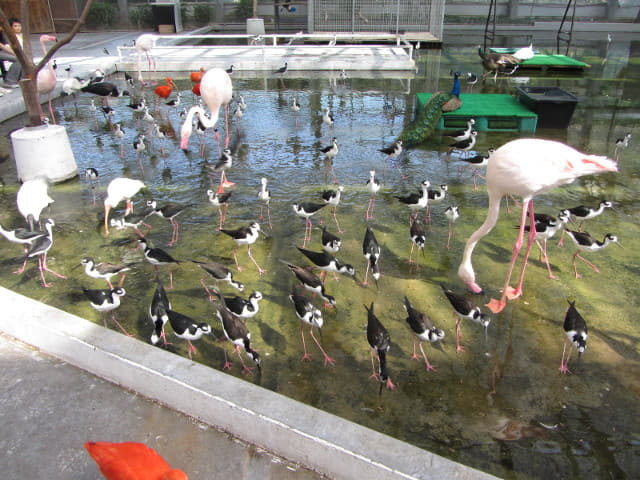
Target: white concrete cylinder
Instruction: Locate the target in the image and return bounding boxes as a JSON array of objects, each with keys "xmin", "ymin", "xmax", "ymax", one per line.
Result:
[
  {"xmin": 11, "ymin": 124, "xmax": 78, "ymax": 183},
  {"xmin": 246, "ymin": 17, "xmax": 265, "ymax": 36}
]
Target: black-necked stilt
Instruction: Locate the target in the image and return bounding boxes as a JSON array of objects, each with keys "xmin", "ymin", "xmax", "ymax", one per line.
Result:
[
  {"xmin": 166, "ymin": 92, "xmax": 181, "ymax": 107},
  {"xmin": 459, "ymin": 148, "xmax": 494, "ymax": 190},
  {"xmin": 212, "ymin": 289, "xmax": 261, "ymax": 373},
  {"xmin": 409, "ymin": 218, "xmax": 426, "ymax": 266},
  {"xmin": 104, "ymin": 177, "xmax": 146, "ymax": 234},
  {"xmin": 85, "ymin": 167, "xmax": 102, "ymax": 204},
  {"xmin": 284, "ymin": 262, "xmax": 336, "ymax": 308},
  {"xmin": 257, "ymin": 177, "xmax": 272, "ymax": 229},
  {"xmin": 209, "ymin": 148, "xmax": 234, "ymax": 190},
  {"xmin": 165, "ymin": 308, "xmax": 211, "ymax": 360},
  {"xmin": 560, "ymin": 300, "xmax": 588, "ymax": 374},
  {"xmin": 364, "ymin": 302, "xmax": 395, "ymax": 392},
  {"xmin": 448, "ymin": 118, "xmax": 475, "ymax": 142},
  {"xmin": 448, "ymin": 131, "xmax": 477, "ymax": 158},
  {"xmin": 466, "ymin": 72, "xmax": 478, "ymax": 91},
  {"xmin": 220, "ymin": 222, "xmax": 265, "ymax": 274},
  {"xmin": 444, "ymin": 205, "xmax": 460, "ymax": 250},
  {"xmin": 365, "ymin": 170, "xmax": 381, "ymax": 220},
  {"xmin": 17, "ymin": 177, "xmax": 54, "ymax": 231},
  {"xmin": 220, "ymin": 291, "xmax": 263, "ymax": 319},
  {"xmin": 138, "ymin": 237, "xmax": 180, "ymax": 289},
  {"xmin": 192, "ymin": 259, "xmax": 244, "ymax": 296},
  {"xmin": 322, "ymin": 106, "xmax": 334, "ymax": 130},
  {"xmin": 146, "ymin": 199, "xmax": 191, "ymax": 246},
  {"xmin": 274, "ymin": 62, "xmax": 288, "ymax": 75},
  {"xmin": 152, "ymin": 123, "xmax": 169, "ymax": 155},
  {"xmin": 80, "ymin": 256, "xmax": 132, "ymax": 288},
  {"xmin": 17, "ymin": 219, "xmax": 65, "ymax": 288},
  {"xmin": 614, "ymin": 133, "xmax": 631, "ymax": 161},
  {"xmin": 566, "ymin": 200, "xmax": 614, "ymax": 233},
  {"xmin": 149, "ymin": 277, "xmax": 171, "ymax": 346},
  {"xmin": 320, "ymin": 225, "xmax": 341, "ymax": 254},
  {"xmin": 426, "ymin": 184, "xmax": 448, "ymax": 223},
  {"xmin": 403, "ymin": 296, "xmax": 444, "ymax": 372},
  {"xmin": 237, "ymin": 94, "xmax": 246, "ymax": 111},
  {"xmin": 362, "ymin": 226, "xmax": 380, "ymax": 288},
  {"xmin": 207, "ymin": 189, "xmax": 232, "ymax": 230},
  {"xmin": 133, "ymin": 134, "xmax": 146, "ymax": 172},
  {"xmin": 442, "ymin": 286, "xmax": 489, "ymax": 353},
  {"xmin": 83, "ymin": 286, "xmax": 131, "ymax": 336},
  {"xmin": 525, "ymin": 210, "xmax": 570, "ymax": 279},
  {"xmin": 321, "ymin": 136, "xmax": 338, "ymax": 161},
  {"xmin": 564, "ymin": 230, "xmax": 621, "ymax": 278},
  {"xmin": 291, "ymin": 97, "xmax": 300, "ymax": 127},
  {"xmin": 379, "ymin": 139, "xmax": 405, "ymax": 179},
  {"xmin": 321, "ymin": 185, "xmax": 344, "ymax": 233},
  {"xmin": 0, "ymin": 219, "xmax": 49, "ymax": 246},
  {"xmin": 109, "ymin": 211, "xmax": 152, "ymax": 237},
  {"xmin": 289, "ymin": 293, "xmax": 334, "ymax": 366},
  {"xmin": 296, "ymin": 246, "xmax": 356, "ymax": 282},
  {"xmin": 293, "ymin": 202, "xmax": 326, "ymax": 247},
  {"xmin": 113, "ymin": 123, "xmax": 125, "ymax": 158},
  {"xmin": 394, "ymin": 179, "xmax": 430, "ymax": 220}
]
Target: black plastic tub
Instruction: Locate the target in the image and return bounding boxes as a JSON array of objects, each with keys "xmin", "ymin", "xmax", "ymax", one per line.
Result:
[{"xmin": 516, "ymin": 86, "xmax": 579, "ymax": 128}]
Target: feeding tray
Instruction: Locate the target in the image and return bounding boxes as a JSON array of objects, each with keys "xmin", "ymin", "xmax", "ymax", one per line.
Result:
[{"xmin": 516, "ymin": 86, "xmax": 579, "ymax": 129}]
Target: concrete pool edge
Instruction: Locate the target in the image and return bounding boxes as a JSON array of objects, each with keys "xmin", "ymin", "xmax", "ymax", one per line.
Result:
[{"xmin": 0, "ymin": 286, "xmax": 497, "ymax": 480}]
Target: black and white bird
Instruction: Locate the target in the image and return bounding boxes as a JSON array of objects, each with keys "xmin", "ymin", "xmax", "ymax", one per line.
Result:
[
  {"xmin": 321, "ymin": 137, "xmax": 339, "ymax": 181},
  {"xmin": 426, "ymin": 184, "xmax": 448, "ymax": 223},
  {"xmin": 289, "ymin": 293, "xmax": 334, "ymax": 366},
  {"xmin": 362, "ymin": 225, "xmax": 380, "ymax": 287},
  {"xmin": 113, "ymin": 123, "xmax": 126, "ymax": 158},
  {"xmin": 207, "ymin": 189, "xmax": 233, "ymax": 230},
  {"xmin": 409, "ymin": 218, "xmax": 426, "ymax": 266},
  {"xmin": 559, "ymin": 300, "xmax": 588, "ymax": 374},
  {"xmin": 448, "ymin": 131, "xmax": 477, "ymax": 158},
  {"xmin": 364, "ymin": 302, "xmax": 395, "ymax": 393},
  {"xmin": 220, "ymin": 222, "xmax": 265, "ymax": 274},
  {"xmin": 109, "ymin": 211, "xmax": 152, "ymax": 237},
  {"xmin": 138, "ymin": 237, "xmax": 181, "ymax": 289},
  {"xmin": 459, "ymin": 148, "xmax": 494, "ymax": 190},
  {"xmin": 321, "ymin": 226, "xmax": 341, "ymax": 254},
  {"xmin": 444, "ymin": 205, "xmax": 460, "ymax": 250},
  {"xmin": 166, "ymin": 92, "xmax": 181, "ymax": 107},
  {"xmin": 220, "ymin": 291, "xmax": 263, "ymax": 319},
  {"xmin": 394, "ymin": 180, "xmax": 430, "ymax": 219},
  {"xmin": 257, "ymin": 177, "xmax": 272, "ymax": 229},
  {"xmin": 274, "ymin": 62, "xmax": 288, "ymax": 75},
  {"xmin": 83, "ymin": 286, "xmax": 131, "ymax": 336},
  {"xmin": 297, "ymin": 246, "xmax": 356, "ymax": 282},
  {"xmin": 293, "ymin": 202, "xmax": 326, "ymax": 247},
  {"xmin": 322, "ymin": 107, "xmax": 334, "ymax": 130},
  {"xmin": 149, "ymin": 277, "xmax": 171, "ymax": 346},
  {"xmin": 17, "ymin": 219, "xmax": 66, "ymax": 288},
  {"xmin": 466, "ymin": 72, "xmax": 478, "ymax": 91},
  {"xmin": 192, "ymin": 259, "xmax": 244, "ymax": 296},
  {"xmin": 146, "ymin": 199, "xmax": 191, "ymax": 246},
  {"xmin": 209, "ymin": 148, "xmax": 234, "ymax": 189},
  {"xmin": 614, "ymin": 133, "xmax": 631, "ymax": 161},
  {"xmin": 291, "ymin": 97, "xmax": 300, "ymax": 127},
  {"xmin": 524, "ymin": 210, "xmax": 571, "ymax": 279},
  {"xmin": 80, "ymin": 257, "xmax": 133, "ymax": 288},
  {"xmin": 0, "ymin": 218, "xmax": 50, "ymax": 247},
  {"xmin": 165, "ymin": 308, "xmax": 211, "ymax": 360},
  {"xmin": 442, "ymin": 286, "xmax": 490, "ymax": 353},
  {"xmin": 365, "ymin": 170, "xmax": 381, "ymax": 220},
  {"xmin": 567, "ymin": 200, "xmax": 614, "ymax": 232},
  {"xmin": 564, "ymin": 230, "xmax": 621, "ymax": 279},
  {"xmin": 379, "ymin": 140, "xmax": 405, "ymax": 179},
  {"xmin": 403, "ymin": 296, "xmax": 444, "ymax": 372},
  {"xmin": 448, "ymin": 118, "xmax": 475, "ymax": 142},
  {"xmin": 284, "ymin": 262, "xmax": 336, "ymax": 308},
  {"xmin": 321, "ymin": 185, "xmax": 344, "ymax": 233},
  {"xmin": 212, "ymin": 289, "xmax": 261, "ymax": 373}
]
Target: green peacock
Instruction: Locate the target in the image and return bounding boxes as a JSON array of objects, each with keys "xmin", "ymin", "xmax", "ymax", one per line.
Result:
[{"xmin": 398, "ymin": 72, "xmax": 463, "ymax": 147}]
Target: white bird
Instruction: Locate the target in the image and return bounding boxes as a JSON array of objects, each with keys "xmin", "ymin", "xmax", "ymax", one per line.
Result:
[
  {"xmin": 513, "ymin": 43, "xmax": 535, "ymax": 61},
  {"xmin": 17, "ymin": 178, "xmax": 54, "ymax": 230},
  {"xmin": 103, "ymin": 178, "xmax": 146, "ymax": 235},
  {"xmin": 257, "ymin": 177, "xmax": 272, "ymax": 229}
]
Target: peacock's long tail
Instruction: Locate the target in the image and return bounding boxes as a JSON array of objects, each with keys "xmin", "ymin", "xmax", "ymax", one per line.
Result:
[{"xmin": 398, "ymin": 92, "xmax": 457, "ymax": 147}]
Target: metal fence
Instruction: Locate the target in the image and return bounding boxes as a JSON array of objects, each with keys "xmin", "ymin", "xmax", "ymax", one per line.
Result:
[{"xmin": 309, "ymin": 0, "xmax": 446, "ymax": 38}]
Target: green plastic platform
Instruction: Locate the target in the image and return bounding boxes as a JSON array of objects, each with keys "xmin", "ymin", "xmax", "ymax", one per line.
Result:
[
  {"xmin": 415, "ymin": 93, "xmax": 538, "ymax": 132},
  {"xmin": 488, "ymin": 49, "xmax": 589, "ymax": 70}
]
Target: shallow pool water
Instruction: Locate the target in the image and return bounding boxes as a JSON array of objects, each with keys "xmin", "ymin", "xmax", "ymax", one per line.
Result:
[{"xmin": 0, "ymin": 44, "xmax": 639, "ymax": 479}]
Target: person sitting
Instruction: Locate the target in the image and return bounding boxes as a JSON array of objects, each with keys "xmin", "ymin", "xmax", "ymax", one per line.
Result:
[{"xmin": 0, "ymin": 17, "xmax": 24, "ymax": 87}]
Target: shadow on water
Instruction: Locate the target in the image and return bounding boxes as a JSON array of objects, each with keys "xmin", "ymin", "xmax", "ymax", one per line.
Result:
[{"xmin": 0, "ymin": 40, "xmax": 639, "ymax": 479}]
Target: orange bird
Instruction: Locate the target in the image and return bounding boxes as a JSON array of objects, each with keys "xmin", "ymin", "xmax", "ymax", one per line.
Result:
[
  {"xmin": 154, "ymin": 77, "xmax": 178, "ymax": 102},
  {"xmin": 190, "ymin": 67, "xmax": 205, "ymax": 83},
  {"xmin": 191, "ymin": 82, "xmax": 201, "ymax": 97},
  {"xmin": 85, "ymin": 441, "xmax": 189, "ymax": 480}
]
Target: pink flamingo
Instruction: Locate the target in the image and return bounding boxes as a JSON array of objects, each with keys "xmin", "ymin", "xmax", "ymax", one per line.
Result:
[
  {"xmin": 180, "ymin": 68, "xmax": 233, "ymax": 153},
  {"xmin": 135, "ymin": 33, "xmax": 157, "ymax": 86},
  {"xmin": 36, "ymin": 34, "xmax": 58, "ymax": 124},
  {"xmin": 457, "ymin": 139, "xmax": 617, "ymax": 314}
]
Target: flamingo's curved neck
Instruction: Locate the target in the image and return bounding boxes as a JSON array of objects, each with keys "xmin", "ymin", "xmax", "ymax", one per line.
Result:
[{"xmin": 186, "ymin": 106, "xmax": 219, "ymax": 130}]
